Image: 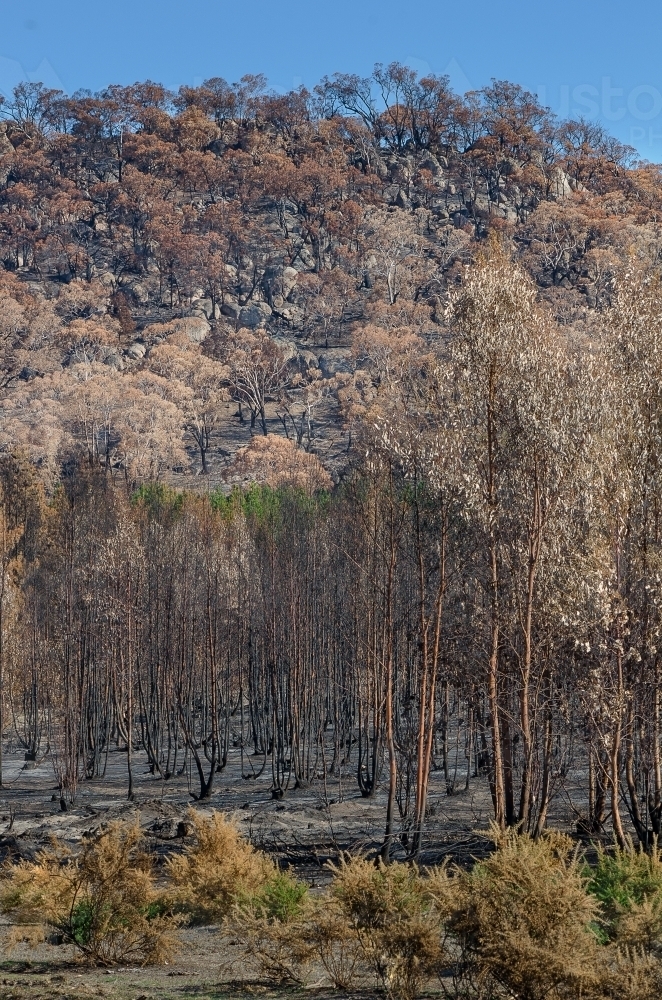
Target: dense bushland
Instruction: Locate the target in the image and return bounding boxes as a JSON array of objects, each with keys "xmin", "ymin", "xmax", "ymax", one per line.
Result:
[{"xmin": 2, "ymin": 814, "xmax": 662, "ymax": 997}]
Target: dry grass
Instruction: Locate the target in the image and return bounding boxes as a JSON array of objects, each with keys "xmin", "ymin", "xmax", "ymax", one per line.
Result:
[{"xmin": 597, "ymin": 947, "xmax": 662, "ymax": 1000}]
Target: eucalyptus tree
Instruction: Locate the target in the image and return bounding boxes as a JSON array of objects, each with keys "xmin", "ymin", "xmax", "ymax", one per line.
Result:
[
  {"xmin": 597, "ymin": 266, "xmax": 662, "ymax": 844},
  {"xmin": 0, "ymin": 493, "xmax": 23, "ymax": 787},
  {"xmin": 446, "ymin": 242, "xmax": 593, "ymax": 830}
]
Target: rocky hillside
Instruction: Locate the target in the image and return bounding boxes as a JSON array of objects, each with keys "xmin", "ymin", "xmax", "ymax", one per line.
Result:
[{"xmin": 0, "ymin": 66, "xmax": 660, "ymax": 486}]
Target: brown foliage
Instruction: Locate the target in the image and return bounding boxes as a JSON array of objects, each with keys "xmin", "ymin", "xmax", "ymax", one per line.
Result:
[
  {"xmin": 456, "ymin": 827, "xmax": 600, "ymax": 1000},
  {"xmin": 323, "ymin": 855, "xmax": 452, "ymax": 1000},
  {"xmin": 226, "ymin": 433, "xmax": 332, "ymax": 492}
]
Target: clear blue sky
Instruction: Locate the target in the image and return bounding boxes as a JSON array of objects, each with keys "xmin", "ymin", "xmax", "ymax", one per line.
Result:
[{"xmin": 1, "ymin": 0, "xmax": 660, "ymax": 159}]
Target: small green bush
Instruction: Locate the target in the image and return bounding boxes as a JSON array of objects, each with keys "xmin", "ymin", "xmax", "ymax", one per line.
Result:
[
  {"xmin": 132, "ymin": 481, "xmax": 185, "ymax": 516},
  {"xmin": 235, "ymin": 868, "xmax": 313, "ymax": 986},
  {"xmin": 249, "ymin": 869, "xmax": 308, "ymax": 923},
  {"xmin": 586, "ymin": 839, "xmax": 662, "ymax": 946}
]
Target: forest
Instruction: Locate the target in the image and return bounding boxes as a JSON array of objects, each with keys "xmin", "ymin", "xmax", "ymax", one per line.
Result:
[{"xmin": 2, "ymin": 61, "xmax": 662, "ymax": 997}]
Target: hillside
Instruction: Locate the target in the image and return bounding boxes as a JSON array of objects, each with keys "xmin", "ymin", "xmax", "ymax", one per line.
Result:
[{"xmin": 1, "ymin": 66, "xmax": 660, "ymax": 486}]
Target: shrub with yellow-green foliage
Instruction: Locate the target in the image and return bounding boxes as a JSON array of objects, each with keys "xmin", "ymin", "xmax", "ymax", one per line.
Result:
[
  {"xmin": 322, "ymin": 855, "xmax": 455, "ymax": 1000},
  {"xmin": 586, "ymin": 838, "xmax": 662, "ymax": 953},
  {"xmin": 455, "ymin": 827, "xmax": 600, "ymax": 1000},
  {"xmin": 0, "ymin": 821, "xmax": 178, "ymax": 966},
  {"xmin": 236, "ymin": 870, "xmax": 314, "ymax": 986},
  {"xmin": 165, "ymin": 809, "xmax": 276, "ymax": 924},
  {"xmin": 237, "ymin": 854, "xmax": 449, "ymax": 995}
]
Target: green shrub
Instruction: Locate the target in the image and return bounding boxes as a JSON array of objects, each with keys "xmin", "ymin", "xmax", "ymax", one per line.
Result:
[
  {"xmin": 209, "ymin": 483, "xmax": 331, "ymax": 522},
  {"xmin": 586, "ymin": 839, "xmax": 662, "ymax": 946},
  {"xmin": 132, "ymin": 481, "xmax": 185, "ymax": 515},
  {"xmin": 249, "ymin": 869, "xmax": 308, "ymax": 923},
  {"xmin": 235, "ymin": 869, "xmax": 313, "ymax": 986}
]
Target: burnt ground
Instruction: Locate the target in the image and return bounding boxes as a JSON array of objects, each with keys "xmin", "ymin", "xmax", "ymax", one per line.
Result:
[{"xmin": 0, "ymin": 741, "xmax": 590, "ymax": 999}]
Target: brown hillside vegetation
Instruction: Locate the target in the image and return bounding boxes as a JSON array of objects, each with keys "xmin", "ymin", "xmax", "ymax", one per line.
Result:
[
  {"xmin": 2, "ymin": 245, "xmax": 662, "ymax": 854},
  {"xmin": 0, "ymin": 67, "xmax": 661, "ymax": 483}
]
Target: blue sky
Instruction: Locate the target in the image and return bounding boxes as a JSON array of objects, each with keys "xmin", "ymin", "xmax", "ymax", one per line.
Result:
[{"xmin": 1, "ymin": 0, "xmax": 660, "ymax": 158}]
